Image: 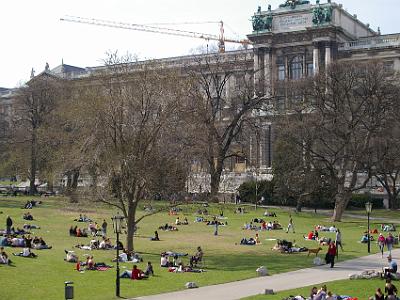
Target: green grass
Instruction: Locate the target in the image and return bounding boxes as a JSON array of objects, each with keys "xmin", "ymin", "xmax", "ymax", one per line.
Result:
[
  {"xmin": 0, "ymin": 196, "xmax": 396, "ymax": 299},
  {"xmin": 243, "ymin": 278, "xmax": 386, "ymax": 299}
]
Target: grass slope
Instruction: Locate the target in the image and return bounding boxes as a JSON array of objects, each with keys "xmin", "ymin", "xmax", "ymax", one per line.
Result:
[{"xmin": 0, "ymin": 196, "xmax": 393, "ymax": 299}]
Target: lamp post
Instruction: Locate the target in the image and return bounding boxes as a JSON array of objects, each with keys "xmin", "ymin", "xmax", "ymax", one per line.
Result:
[
  {"xmin": 111, "ymin": 213, "xmax": 124, "ymax": 298},
  {"xmin": 365, "ymin": 201, "xmax": 372, "ymax": 253}
]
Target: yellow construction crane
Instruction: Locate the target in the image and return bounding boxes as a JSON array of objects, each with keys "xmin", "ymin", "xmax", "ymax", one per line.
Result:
[{"xmin": 60, "ymin": 15, "xmax": 251, "ymax": 53}]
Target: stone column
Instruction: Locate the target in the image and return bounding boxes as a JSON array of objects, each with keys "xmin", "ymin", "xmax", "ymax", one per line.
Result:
[
  {"xmin": 264, "ymin": 48, "xmax": 272, "ymax": 97},
  {"xmin": 253, "ymin": 49, "xmax": 264, "ymax": 95},
  {"xmin": 325, "ymin": 42, "xmax": 332, "ymax": 69},
  {"xmin": 313, "ymin": 43, "xmax": 320, "ymax": 75}
]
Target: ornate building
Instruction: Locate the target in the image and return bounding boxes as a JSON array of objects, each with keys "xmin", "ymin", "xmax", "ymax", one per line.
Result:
[{"xmin": 3, "ymin": 0, "xmax": 400, "ymax": 193}]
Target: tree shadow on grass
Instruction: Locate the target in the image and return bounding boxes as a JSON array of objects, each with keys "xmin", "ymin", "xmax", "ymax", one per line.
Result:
[
  {"xmin": 0, "ymin": 198, "xmax": 24, "ymax": 209},
  {"xmin": 205, "ymin": 252, "xmax": 357, "ymax": 273}
]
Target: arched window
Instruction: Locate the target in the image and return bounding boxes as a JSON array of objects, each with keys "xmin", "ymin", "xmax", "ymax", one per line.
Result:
[{"xmin": 290, "ymin": 56, "xmax": 303, "ymax": 80}]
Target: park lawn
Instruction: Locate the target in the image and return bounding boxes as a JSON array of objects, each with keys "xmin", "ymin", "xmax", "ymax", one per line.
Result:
[
  {"xmin": 242, "ymin": 278, "xmax": 386, "ymax": 299},
  {"xmin": 0, "ymin": 196, "xmax": 391, "ymax": 300}
]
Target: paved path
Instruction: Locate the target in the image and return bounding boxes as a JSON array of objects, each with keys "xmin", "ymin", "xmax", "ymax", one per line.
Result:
[{"xmin": 131, "ymin": 249, "xmax": 400, "ymax": 300}]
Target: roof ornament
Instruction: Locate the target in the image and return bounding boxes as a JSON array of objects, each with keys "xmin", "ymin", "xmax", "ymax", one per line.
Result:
[
  {"xmin": 45, "ymin": 62, "xmax": 50, "ymax": 71},
  {"xmin": 30, "ymin": 68, "xmax": 35, "ymax": 79},
  {"xmin": 312, "ymin": 0, "xmax": 333, "ymax": 25},
  {"xmin": 252, "ymin": 5, "xmax": 273, "ymax": 32},
  {"xmin": 279, "ymin": 0, "xmax": 310, "ymax": 9}
]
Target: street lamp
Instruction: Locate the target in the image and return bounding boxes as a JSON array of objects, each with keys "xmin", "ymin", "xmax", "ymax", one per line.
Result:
[
  {"xmin": 111, "ymin": 213, "xmax": 124, "ymax": 298},
  {"xmin": 365, "ymin": 201, "xmax": 372, "ymax": 253}
]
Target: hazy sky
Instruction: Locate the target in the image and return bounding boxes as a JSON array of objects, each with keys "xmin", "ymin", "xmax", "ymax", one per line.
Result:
[{"xmin": 1, "ymin": 0, "xmax": 398, "ymax": 88}]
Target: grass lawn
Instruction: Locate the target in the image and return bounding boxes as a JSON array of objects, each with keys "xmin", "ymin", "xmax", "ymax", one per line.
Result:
[
  {"xmin": 243, "ymin": 278, "xmax": 387, "ymax": 299},
  {"xmin": 0, "ymin": 196, "xmax": 395, "ymax": 299}
]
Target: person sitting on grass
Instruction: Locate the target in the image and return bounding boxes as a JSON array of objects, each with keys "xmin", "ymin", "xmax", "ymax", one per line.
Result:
[
  {"xmin": 99, "ymin": 237, "xmax": 113, "ymax": 250},
  {"xmin": 32, "ymin": 237, "xmax": 52, "ymax": 250},
  {"xmin": 132, "ymin": 265, "xmax": 147, "ymax": 279},
  {"xmin": 150, "ymin": 231, "xmax": 159, "ymax": 241},
  {"xmin": 144, "ymin": 261, "xmax": 154, "ymax": 276},
  {"xmin": 189, "ymin": 246, "xmax": 203, "ymax": 267},
  {"xmin": 371, "ymin": 287, "xmax": 385, "ymax": 300},
  {"xmin": 160, "ymin": 253, "xmax": 169, "ymax": 267},
  {"xmin": 23, "ymin": 212, "xmax": 34, "ymax": 221},
  {"xmin": 13, "ymin": 247, "xmax": 37, "ymax": 258},
  {"xmin": 0, "ymin": 246, "xmax": 11, "ymax": 265},
  {"xmin": 385, "ymin": 279, "xmax": 398, "ymax": 300},
  {"xmin": 313, "ymin": 285, "xmax": 327, "ymax": 300}
]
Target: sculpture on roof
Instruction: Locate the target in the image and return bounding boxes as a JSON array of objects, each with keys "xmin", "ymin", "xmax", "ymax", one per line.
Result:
[
  {"xmin": 45, "ymin": 62, "xmax": 50, "ymax": 71},
  {"xmin": 279, "ymin": 0, "xmax": 310, "ymax": 9},
  {"xmin": 30, "ymin": 68, "xmax": 35, "ymax": 79},
  {"xmin": 312, "ymin": 1, "xmax": 332, "ymax": 25},
  {"xmin": 252, "ymin": 9, "xmax": 273, "ymax": 32}
]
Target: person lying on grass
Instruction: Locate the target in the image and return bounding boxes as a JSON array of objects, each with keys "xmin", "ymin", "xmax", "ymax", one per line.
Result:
[
  {"xmin": 13, "ymin": 247, "xmax": 37, "ymax": 258},
  {"xmin": 169, "ymin": 262, "xmax": 204, "ymax": 273},
  {"xmin": 73, "ymin": 214, "xmax": 92, "ymax": 222},
  {"xmin": 76, "ymin": 255, "xmax": 113, "ymax": 270},
  {"xmin": 158, "ymin": 224, "xmax": 178, "ymax": 231},
  {"xmin": 23, "ymin": 212, "xmax": 34, "ymax": 220},
  {"xmin": 120, "ymin": 264, "xmax": 148, "ymax": 279}
]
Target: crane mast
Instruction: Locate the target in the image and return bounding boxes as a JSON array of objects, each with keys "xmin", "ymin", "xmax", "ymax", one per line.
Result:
[{"xmin": 60, "ymin": 16, "xmax": 251, "ymax": 53}]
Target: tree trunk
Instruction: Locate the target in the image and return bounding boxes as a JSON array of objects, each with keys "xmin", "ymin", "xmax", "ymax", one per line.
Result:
[
  {"xmin": 29, "ymin": 130, "xmax": 37, "ymax": 195},
  {"xmin": 388, "ymin": 192, "xmax": 399, "ymax": 210},
  {"xmin": 296, "ymin": 195, "xmax": 303, "ymax": 212},
  {"xmin": 332, "ymin": 190, "xmax": 351, "ymax": 221},
  {"xmin": 126, "ymin": 208, "xmax": 136, "ymax": 252}
]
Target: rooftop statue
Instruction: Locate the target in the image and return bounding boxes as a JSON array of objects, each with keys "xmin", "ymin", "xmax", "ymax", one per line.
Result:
[
  {"xmin": 252, "ymin": 8, "xmax": 273, "ymax": 32},
  {"xmin": 279, "ymin": 0, "xmax": 310, "ymax": 9},
  {"xmin": 312, "ymin": 1, "xmax": 333, "ymax": 25}
]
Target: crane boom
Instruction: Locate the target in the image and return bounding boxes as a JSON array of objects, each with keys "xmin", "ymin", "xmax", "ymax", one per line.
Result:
[{"xmin": 60, "ymin": 15, "xmax": 251, "ymax": 53}]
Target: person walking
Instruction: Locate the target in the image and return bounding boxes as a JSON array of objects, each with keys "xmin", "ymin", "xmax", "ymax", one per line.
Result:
[
  {"xmin": 101, "ymin": 219, "xmax": 107, "ymax": 237},
  {"xmin": 378, "ymin": 233, "xmax": 386, "ymax": 257},
  {"xmin": 386, "ymin": 233, "xmax": 395, "ymax": 256},
  {"xmin": 286, "ymin": 215, "xmax": 295, "ymax": 233},
  {"xmin": 335, "ymin": 229, "xmax": 343, "ymax": 255},
  {"xmin": 326, "ymin": 241, "xmax": 337, "ymax": 268},
  {"xmin": 6, "ymin": 215, "xmax": 12, "ymax": 234}
]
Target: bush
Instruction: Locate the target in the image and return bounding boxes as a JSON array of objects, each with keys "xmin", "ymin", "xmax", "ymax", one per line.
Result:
[{"xmin": 348, "ymin": 193, "xmax": 384, "ymax": 209}]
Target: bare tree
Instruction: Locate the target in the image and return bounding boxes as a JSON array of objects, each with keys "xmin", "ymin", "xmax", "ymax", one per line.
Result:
[
  {"xmin": 75, "ymin": 53, "xmax": 191, "ymax": 251},
  {"xmin": 283, "ymin": 62, "xmax": 396, "ymax": 221},
  {"xmin": 185, "ymin": 52, "xmax": 266, "ymax": 199},
  {"xmin": 11, "ymin": 74, "xmax": 61, "ymax": 194}
]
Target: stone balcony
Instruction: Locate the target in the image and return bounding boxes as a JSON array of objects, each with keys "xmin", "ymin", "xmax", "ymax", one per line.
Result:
[{"xmin": 339, "ymin": 34, "xmax": 400, "ymax": 51}]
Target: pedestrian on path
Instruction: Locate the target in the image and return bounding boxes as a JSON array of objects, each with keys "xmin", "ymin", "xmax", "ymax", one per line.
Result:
[
  {"xmin": 335, "ymin": 229, "xmax": 343, "ymax": 256},
  {"xmin": 286, "ymin": 215, "xmax": 295, "ymax": 233},
  {"xmin": 378, "ymin": 233, "xmax": 386, "ymax": 257},
  {"xmin": 386, "ymin": 233, "xmax": 394, "ymax": 256},
  {"xmin": 325, "ymin": 241, "xmax": 337, "ymax": 268}
]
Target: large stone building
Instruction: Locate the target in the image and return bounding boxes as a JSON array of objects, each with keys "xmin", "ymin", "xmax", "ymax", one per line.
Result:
[{"xmin": 2, "ymin": 0, "xmax": 400, "ymax": 193}]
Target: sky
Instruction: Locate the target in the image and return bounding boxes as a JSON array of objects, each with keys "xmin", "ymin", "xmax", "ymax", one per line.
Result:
[{"xmin": 1, "ymin": 0, "xmax": 398, "ymax": 88}]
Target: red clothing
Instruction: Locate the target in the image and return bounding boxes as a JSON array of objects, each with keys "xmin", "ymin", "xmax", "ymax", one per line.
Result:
[
  {"xmin": 308, "ymin": 232, "xmax": 314, "ymax": 240},
  {"xmin": 131, "ymin": 268, "xmax": 142, "ymax": 280},
  {"xmin": 328, "ymin": 243, "xmax": 337, "ymax": 255}
]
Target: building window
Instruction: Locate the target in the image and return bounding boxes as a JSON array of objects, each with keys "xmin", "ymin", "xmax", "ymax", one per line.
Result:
[
  {"xmin": 290, "ymin": 56, "xmax": 303, "ymax": 80},
  {"xmin": 278, "ymin": 65, "xmax": 285, "ymax": 81},
  {"xmin": 307, "ymin": 63, "xmax": 314, "ymax": 77}
]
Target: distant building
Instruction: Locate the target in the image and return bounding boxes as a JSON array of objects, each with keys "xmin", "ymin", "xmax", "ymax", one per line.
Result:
[{"xmin": 5, "ymin": 0, "xmax": 400, "ymax": 193}]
